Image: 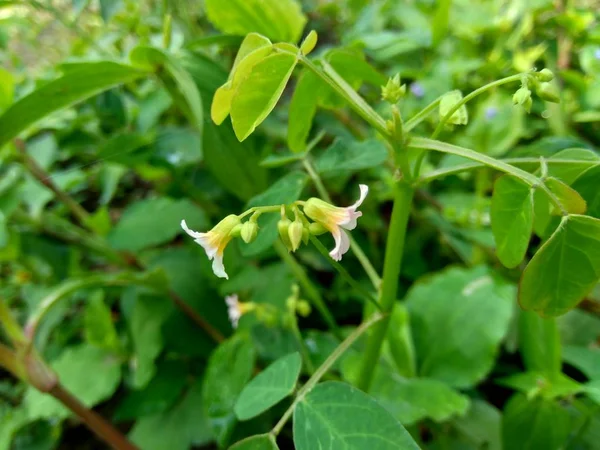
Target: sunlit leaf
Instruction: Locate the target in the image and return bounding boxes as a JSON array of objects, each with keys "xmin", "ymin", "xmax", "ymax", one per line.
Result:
[
  {"xmin": 230, "ymin": 434, "xmax": 280, "ymax": 450},
  {"xmin": 545, "ymin": 177, "xmax": 587, "ymax": 215},
  {"xmin": 288, "ymin": 70, "xmax": 323, "ymax": 153},
  {"xmin": 439, "ymin": 90, "xmax": 468, "ymax": 125}
]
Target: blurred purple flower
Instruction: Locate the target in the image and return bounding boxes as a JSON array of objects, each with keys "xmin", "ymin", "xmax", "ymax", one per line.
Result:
[
  {"xmin": 485, "ymin": 107, "xmax": 498, "ymax": 120},
  {"xmin": 410, "ymin": 82, "xmax": 425, "ymax": 98}
]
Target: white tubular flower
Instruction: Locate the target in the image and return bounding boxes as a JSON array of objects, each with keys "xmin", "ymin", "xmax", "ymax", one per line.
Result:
[
  {"xmin": 303, "ymin": 184, "xmax": 369, "ymax": 261},
  {"xmin": 181, "ymin": 214, "xmax": 240, "ymax": 279},
  {"xmin": 224, "ymin": 294, "xmax": 255, "ymax": 328}
]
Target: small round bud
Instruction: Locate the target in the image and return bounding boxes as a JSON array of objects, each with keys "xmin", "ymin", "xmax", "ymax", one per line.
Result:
[
  {"xmin": 309, "ymin": 222, "xmax": 327, "ymax": 236},
  {"xmin": 296, "ymin": 300, "xmax": 311, "ymax": 317},
  {"xmin": 537, "ymin": 68, "xmax": 554, "ymax": 82},
  {"xmin": 513, "ymin": 87, "xmax": 532, "ymax": 113},
  {"xmin": 277, "ymin": 217, "xmax": 293, "ymax": 251},
  {"xmin": 229, "ymin": 223, "xmax": 243, "ymax": 237},
  {"xmin": 536, "ymin": 82, "xmax": 560, "ymax": 103},
  {"xmin": 286, "ymin": 296, "xmax": 297, "ymax": 312},
  {"xmin": 288, "ymin": 221, "xmax": 304, "ymax": 252},
  {"xmin": 240, "ymin": 221, "xmax": 259, "ymax": 243}
]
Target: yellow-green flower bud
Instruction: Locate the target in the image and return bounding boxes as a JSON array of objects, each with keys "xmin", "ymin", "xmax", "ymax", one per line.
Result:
[
  {"xmin": 288, "ymin": 220, "xmax": 304, "ymax": 252},
  {"xmin": 537, "ymin": 68, "xmax": 554, "ymax": 82},
  {"xmin": 536, "ymin": 82, "xmax": 560, "ymax": 103},
  {"xmin": 381, "ymin": 74, "xmax": 406, "ymax": 104},
  {"xmin": 513, "ymin": 87, "xmax": 532, "ymax": 113},
  {"xmin": 278, "ymin": 217, "xmax": 293, "ymax": 251},
  {"xmin": 240, "ymin": 221, "xmax": 259, "ymax": 243},
  {"xmin": 296, "ymin": 300, "xmax": 311, "ymax": 317},
  {"xmin": 309, "ymin": 222, "xmax": 328, "ymax": 236}
]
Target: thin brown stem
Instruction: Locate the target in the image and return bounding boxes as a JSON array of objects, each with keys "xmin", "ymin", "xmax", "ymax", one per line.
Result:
[
  {"xmin": 167, "ymin": 291, "xmax": 224, "ymax": 342},
  {"xmin": 49, "ymin": 384, "xmax": 139, "ymax": 450}
]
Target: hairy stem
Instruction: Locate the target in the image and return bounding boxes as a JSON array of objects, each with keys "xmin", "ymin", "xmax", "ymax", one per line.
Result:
[{"xmin": 356, "ymin": 180, "xmax": 414, "ymax": 391}]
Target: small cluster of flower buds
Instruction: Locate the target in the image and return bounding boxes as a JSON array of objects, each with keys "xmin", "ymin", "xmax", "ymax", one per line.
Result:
[
  {"xmin": 513, "ymin": 69, "xmax": 559, "ymax": 113},
  {"xmin": 181, "ymin": 185, "xmax": 369, "ymax": 279},
  {"xmin": 381, "ymin": 74, "xmax": 406, "ymax": 104}
]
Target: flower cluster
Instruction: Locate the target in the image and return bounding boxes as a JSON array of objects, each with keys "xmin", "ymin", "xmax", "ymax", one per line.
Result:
[{"xmin": 181, "ymin": 184, "xmax": 369, "ymax": 278}]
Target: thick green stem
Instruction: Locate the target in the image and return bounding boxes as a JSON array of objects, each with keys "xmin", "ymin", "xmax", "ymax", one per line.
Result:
[
  {"xmin": 274, "ymin": 241, "xmax": 342, "ymax": 340},
  {"xmin": 356, "ymin": 181, "xmax": 414, "ymax": 391}
]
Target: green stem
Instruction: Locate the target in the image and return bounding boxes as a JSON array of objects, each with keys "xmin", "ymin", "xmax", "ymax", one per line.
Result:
[
  {"xmin": 289, "ymin": 315, "xmax": 316, "ymax": 375},
  {"xmin": 274, "ymin": 241, "xmax": 343, "ymax": 340},
  {"xmin": 0, "ymin": 299, "xmax": 26, "ymax": 346},
  {"xmin": 301, "ymin": 158, "xmax": 381, "ymax": 289},
  {"xmin": 271, "ymin": 312, "xmax": 384, "ymax": 436},
  {"xmin": 0, "ymin": 343, "xmax": 21, "ymax": 378},
  {"xmin": 356, "ymin": 181, "xmax": 414, "ymax": 391},
  {"xmin": 403, "ymin": 97, "xmax": 442, "ymax": 132}
]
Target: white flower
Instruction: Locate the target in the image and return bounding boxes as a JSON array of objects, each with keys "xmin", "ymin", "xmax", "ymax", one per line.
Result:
[
  {"xmin": 180, "ymin": 214, "xmax": 240, "ymax": 279},
  {"xmin": 224, "ymin": 294, "xmax": 255, "ymax": 328},
  {"xmin": 303, "ymin": 184, "xmax": 369, "ymax": 261}
]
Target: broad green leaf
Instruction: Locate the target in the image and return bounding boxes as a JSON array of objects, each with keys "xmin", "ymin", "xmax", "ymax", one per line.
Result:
[
  {"xmin": 24, "ymin": 345, "xmax": 121, "ymax": 420},
  {"xmin": 491, "ymin": 175, "xmax": 533, "ymax": 268},
  {"xmin": 519, "ymin": 215, "xmax": 600, "ymax": 316},
  {"xmin": 130, "ymin": 47, "xmax": 203, "ymax": 134},
  {"xmin": 84, "ymin": 290, "xmax": 120, "ymax": 352},
  {"xmin": 532, "ymin": 188, "xmax": 552, "ymax": 238},
  {"xmin": 203, "ymin": 122, "xmax": 268, "ymax": 201},
  {"xmin": 241, "ymin": 171, "xmax": 308, "ymax": 256},
  {"xmin": 155, "ymin": 126, "xmax": 202, "ymax": 166},
  {"xmin": 386, "ymin": 304, "xmax": 416, "ymax": 378},
  {"xmin": 0, "ymin": 62, "xmax": 147, "ymax": 149},
  {"xmin": 315, "ymin": 138, "xmax": 388, "ymax": 176},
  {"xmin": 205, "ymin": 0, "xmax": 307, "ymax": 43},
  {"xmin": 300, "ymin": 30, "xmax": 318, "ymax": 55},
  {"xmin": 572, "ymin": 165, "xmax": 600, "ymax": 218},
  {"xmin": 439, "ymin": 90, "xmax": 468, "ymax": 126},
  {"xmin": 288, "ymin": 70, "xmax": 323, "ymax": 153},
  {"xmin": 545, "ymin": 177, "xmax": 587, "ymax": 215},
  {"xmin": 129, "ymin": 379, "xmax": 213, "ymax": 450},
  {"xmin": 497, "ymin": 371, "xmax": 582, "ymax": 399},
  {"xmin": 108, "ymin": 197, "xmax": 207, "ymax": 252},
  {"xmin": 502, "ymin": 394, "xmax": 570, "ymax": 450},
  {"xmin": 203, "ymin": 334, "xmax": 256, "ymax": 447},
  {"xmin": 0, "ymin": 67, "xmax": 14, "ymax": 110},
  {"xmin": 451, "ymin": 400, "xmax": 501, "ymax": 450},
  {"xmin": 231, "ymin": 434, "xmax": 280, "ymax": 450},
  {"xmin": 563, "ymin": 346, "xmax": 600, "ymax": 380},
  {"xmin": 231, "ymin": 52, "xmax": 298, "ymax": 141},
  {"xmin": 518, "ymin": 311, "xmax": 561, "ymax": 376},
  {"xmin": 558, "ymin": 309, "xmax": 600, "ymax": 347},
  {"xmin": 235, "ymin": 352, "xmax": 301, "ymax": 420},
  {"xmin": 406, "ymin": 266, "xmax": 514, "ymax": 388},
  {"xmin": 431, "ymin": 0, "xmax": 451, "ymax": 47},
  {"xmin": 546, "ymin": 148, "xmax": 600, "ymax": 184},
  {"xmin": 293, "ymin": 382, "xmax": 420, "ymax": 450},
  {"xmin": 99, "ymin": 163, "xmax": 127, "ymax": 205}
]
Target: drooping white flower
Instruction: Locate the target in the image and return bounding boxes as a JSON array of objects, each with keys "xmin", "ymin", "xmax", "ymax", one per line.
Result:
[
  {"xmin": 224, "ymin": 294, "xmax": 255, "ymax": 328},
  {"xmin": 303, "ymin": 184, "xmax": 369, "ymax": 261},
  {"xmin": 181, "ymin": 214, "xmax": 240, "ymax": 279}
]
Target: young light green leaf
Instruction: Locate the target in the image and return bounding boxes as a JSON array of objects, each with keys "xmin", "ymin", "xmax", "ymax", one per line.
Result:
[
  {"xmin": 563, "ymin": 346, "xmax": 600, "ymax": 380},
  {"xmin": 202, "ymin": 334, "xmax": 256, "ymax": 447},
  {"xmin": 491, "ymin": 175, "xmax": 534, "ymax": 268},
  {"xmin": 497, "ymin": 371, "xmax": 582, "ymax": 399},
  {"xmin": 84, "ymin": 290, "xmax": 120, "ymax": 352},
  {"xmin": 431, "ymin": 0, "xmax": 451, "ymax": 47},
  {"xmin": 231, "ymin": 52, "xmax": 298, "ymax": 141},
  {"xmin": 439, "ymin": 90, "xmax": 468, "ymax": 126},
  {"xmin": 532, "ymin": 188, "xmax": 552, "ymax": 238},
  {"xmin": 519, "ymin": 215, "xmax": 600, "ymax": 316},
  {"xmin": 230, "ymin": 434, "xmax": 280, "ymax": 450},
  {"xmin": 0, "ymin": 62, "xmax": 147, "ymax": 149},
  {"xmin": 572, "ymin": 165, "xmax": 600, "ymax": 218},
  {"xmin": 288, "ymin": 70, "xmax": 323, "ymax": 153},
  {"xmin": 545, "ymin": 177, "xmax": 587, "ymax": 215},
  {"xmin": 205, "ymin": 0, "xmax": 307, "ymax": 43},
  {"xmin": 406, "ymin": 266, "xmax": 514, "ymax": 388},
  {"xmin": 315, "ymin": 138, "xmax": 388, "ymax": 175},
  {"xmin": 300, "ymin": 30, "xmax": 318, "ymax": 55},
  {"xmin": 294, "ymin": 382, "xmax": 420, "ymax": 450},
  {"xmin": 235, "ymin": 352, "xmax": 301, "ymax": 420}
]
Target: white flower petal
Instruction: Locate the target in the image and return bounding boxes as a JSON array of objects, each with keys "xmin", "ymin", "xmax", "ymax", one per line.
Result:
[
  {"xmin": 212, "ymin": 252, "xmax": 229, "ymax": 279},
  {"xmin": 181, "ymin": 219, "xmax": 204, "ymax": 239},
  {"xmin": 329, "ymin": 227, "xmax": 351, "ymax": 261},
  {"xmin": 225, "ymin": 294, "xmax": 239, "ymax": 307},
  {"xmin": 225, "ymin": 294, "xmax": 241, "ymax": 328},
  {"xmin": 340, "ymin": 209, "xmax": 362, "ymax": 230},
  {"xmin": 351, "ymin": 184, "xmax": 369, "ymax": 210}
]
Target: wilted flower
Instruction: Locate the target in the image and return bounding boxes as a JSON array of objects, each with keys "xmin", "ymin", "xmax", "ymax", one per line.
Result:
[
  {"xmin": 181, "ymin": 214, "xmax": 240, "ymax": 279},
  {"xmin": 303, "ymin": 184, "xmax": 368, "ymax": 261},
  {"xmin": 224, "ymin": 294, "xmax": 255, "ymax": 328}
]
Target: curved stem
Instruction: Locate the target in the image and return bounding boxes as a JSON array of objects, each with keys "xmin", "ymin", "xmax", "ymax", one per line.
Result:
[
  {"xmin": 356, "ymin": 181, "xmax": 414, "ymax": 391},
  {"xmin": 302, "ymin": 158, "xmax": 381, "ymax": 289},
  {"xmin": 271, "ymin": 312, "xmax": 384, "ymax": 436},
  {"xmin": 404, "ymin": 96, "xmax": 442, "ymax": 133}
]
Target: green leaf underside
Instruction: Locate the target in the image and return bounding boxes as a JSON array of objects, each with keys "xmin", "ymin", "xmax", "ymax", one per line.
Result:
[
  {"xmin": 545, "ymin": 177, "xmax": 587, "ymax": 215},
  {"xmin": 230, "ymin": 434, "xmax": 280, "ymax": 450},
  {"xmin": 0, "ymin": 62, "xmax": 147, "ymax": 148},
  {"xmin": 519, "ymin": 214, "xmax": 600, "ymax": 316},
  {"xmin": 315, "ymin": 138, "xmax": 388, "ymax": 175},
  {"xmin": 288, "ymin": 70, "xmax": 323, "ymax": 153},
  {"xmin": 293, "ymin": 382, "xmax": 420, "ymax": 450},
  {"xmin": 231, "ymin": 52, "xmax": 298, "ymax": 141},
  {"xmin": 491, "ymin": 175, "xmax": 534, "ymax": 268},
  {"xmin": 235, "ymin": 352, "xmax": 302, "ymax": 420}
]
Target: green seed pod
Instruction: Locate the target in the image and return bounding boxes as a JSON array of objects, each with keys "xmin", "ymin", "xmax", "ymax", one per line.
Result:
[
  {"xmin": 288, "ymin": 220, "xmax": 304, "ymax": 252},
  {"xmin": 278, "ymin": 217, "xmax": 293, "ymax": 251},
  {"xmin": 536, "ymin": 82, "xmax": 560, "ymax": 103},
  {"xmin": 240, "ymin": 221, "xmax": 259, "ymax": 243}
]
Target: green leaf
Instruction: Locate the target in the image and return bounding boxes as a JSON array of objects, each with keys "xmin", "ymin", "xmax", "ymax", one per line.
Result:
[
  {"xmin": 546, "ymin": 148, "xmax": 600, "ymax": 185},
  {"xmin": 205, "ymin": 0, "xmax": 307, "ymax": 43},
  {"xmin": 518, "ymin": 310, "xmax": 561, "ymax": 376},
  {"xmin": 84, "ymin": 290, "xmax": 120, "ymax": 352},
  {"xmin": 241, "ymin": 171, "xmax": 308, "ymax": 256},
  {"xmin": 99, "ymin": 0, "xmax": 122, "ymax": 22},
  {"xmin": 491, "ymin": 175, "xmax": 534, "ymax": 268},
  {"xmin": 235, "ymin": 352, "xmax": 301, "ymax": 420},
  {"xmin": 129, "ymin": 379, "xmax": 213, "ymax": 450},
  {"xmin": 451, "ymin": 400, "xmax": 501, "ymax": 450},
  {"xmin": 572, "ymin": 165, "xmax": 600, "ymax": 218},
  {"xmin": 431, "ymin": 0, "xmax": 451, "ymax": 47},
  {"xmin": 300, "ymin": 30, "xmax": 318, "ymax": 55},
  {"xmin": 497, "ymin": 371, "xmax": 582, "ymax": 399},
  {"xmin": 502, "ymin": 394, "xmax": 571, "ymax": 450},
  {"xmin": 130, "ymin": 47, "xmax": 203, "ymax": 135},
  {"xmin": 288, "ymin": 70, "xmax": 323, "ymax": 153},
  {"xmin": 0, "ymin": 62, "xmax": 147, "ymax": 149},
  {"xmin": 293, "ymin": 381, "xmax": 420, "ymax": 450},
  {"xmin": 231, "ymin": 52, "xmax": 298, "ymax": 141},
  {"xmin": 230, "ymin": 434, "xmax": 280, "ymax": 450},
  {"xmin": 203, "ymin": 334, "xmax": 256, "ymax": 447},
  {"xmin": 108, "ymin": 197, "xmax": 207, "ymax": 252},
  {"xmin": 406, "ymin": 266, "xmax": 514, "ymax": 388},
  {"xmin": 24, "ymin": 344, "xmax": 121, "ymax": 420},
  {"xmin": 545, "ymin": 177, "xmax": 587, "ymax": 215},
  {"xmin": 315, "ymin": 138, "xmax": 388, "ymax": 176},
  {"xmin": 386, "ymin": 304, "xmax": 416, "ymax": 378},
  {"xmin": 563, "ymin": 346, "xmax": 600, "ymax": 380},
  {"xmin": 519, "ymin": 215, "xmax": 600, "ymax": 316},
  {"xmin": 0, "ymin": 67, "xmax": 14, "ymax": 111},
  {"xmin": 439, "ymin": 90, "xmax": 468, "ymax": 126}
]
